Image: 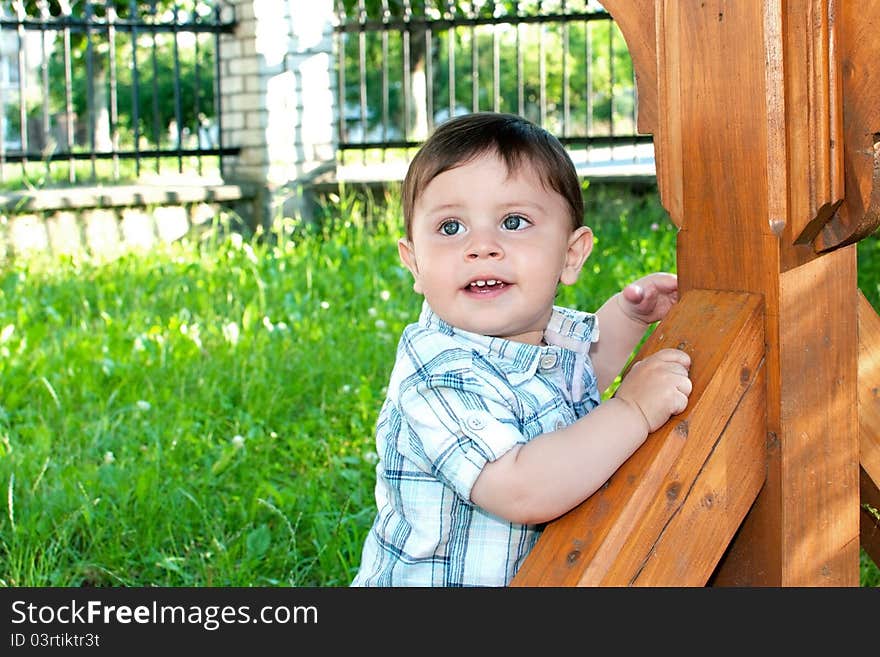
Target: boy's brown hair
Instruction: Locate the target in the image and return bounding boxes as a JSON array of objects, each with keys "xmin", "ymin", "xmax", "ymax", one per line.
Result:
[{"xmin": 401, "ymin": 112, "xmax": 585, "ymax": 241}]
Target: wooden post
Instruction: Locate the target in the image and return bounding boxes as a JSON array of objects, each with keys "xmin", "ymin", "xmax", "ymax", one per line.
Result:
[
  {"xmin": 512, "ymin": 0, "xmax": 880, "ymax": 586},
  {"xmin": 654, "ymin": 0, "xmax": 860, "ymax": 586}
]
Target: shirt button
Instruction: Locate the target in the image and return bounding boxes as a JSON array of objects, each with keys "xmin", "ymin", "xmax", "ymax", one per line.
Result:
[
  {"xmin": 465, "ymin": 414, "xmax": 487, "ymax": 431},
  {"xmin": 539, "ymin": 353, "xmax": 558, "ymax": 370}
]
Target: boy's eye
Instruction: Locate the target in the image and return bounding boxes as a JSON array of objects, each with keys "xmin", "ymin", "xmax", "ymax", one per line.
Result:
[
  {"xmin": 440, "ymin": 220, "xmax": 463, "ymax": 236},
  {"xmin": 502, "ymin": 214, "xmax": 530, "ymax": 231}
]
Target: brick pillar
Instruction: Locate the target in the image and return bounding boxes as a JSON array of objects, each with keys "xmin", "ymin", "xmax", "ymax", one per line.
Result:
[{"xmin": 220, "ymin": 0, "xmax": 337, "ymax": 227}]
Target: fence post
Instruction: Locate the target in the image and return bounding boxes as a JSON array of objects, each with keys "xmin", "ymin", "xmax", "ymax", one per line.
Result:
[{"xmin": 220, "ymin": 0, "xmax": 337, "ymax": 229}]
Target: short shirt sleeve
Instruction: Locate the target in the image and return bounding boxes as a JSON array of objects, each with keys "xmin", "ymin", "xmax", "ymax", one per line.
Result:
[{"xmin": 396, "ymin": 369, "xmax": 524, "ymax": 501}]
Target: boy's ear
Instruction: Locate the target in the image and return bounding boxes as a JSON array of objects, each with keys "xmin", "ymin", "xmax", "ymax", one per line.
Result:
[
  {"xmin": 397, "ymin": 238, "xmax": 424, "ymax": 294},
  {"xmin": 559, "ymin": 226, "xmax": 593, "ymax": 286}
]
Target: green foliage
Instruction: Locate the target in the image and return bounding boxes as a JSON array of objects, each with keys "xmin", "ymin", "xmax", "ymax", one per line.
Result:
[{"xmin": 0, "ymin": 183, "xmax": 877, "ymax": 587}]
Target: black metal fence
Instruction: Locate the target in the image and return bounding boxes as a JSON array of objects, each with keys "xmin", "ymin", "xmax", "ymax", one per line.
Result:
[
  {"xmin": 0, "ymin": 0, "xmax": 237, "ymax": 187},
  {"xmin": 1, "ymin": 1, "xmax": 646, "ymax": 190},
  {"xmin": 333, "ymin": 0, "xmax": 651, "ymax": 165}
]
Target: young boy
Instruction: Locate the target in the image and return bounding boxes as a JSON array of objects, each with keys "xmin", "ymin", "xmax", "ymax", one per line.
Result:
[{"xmin": 352, "ymin": 112, "xmax": 692, "ymax": 587}]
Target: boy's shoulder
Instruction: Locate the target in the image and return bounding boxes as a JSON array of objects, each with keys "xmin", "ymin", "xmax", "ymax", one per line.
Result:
[
  {"xmin": 387, "ymin": 321, "xmax": 512, "ymax": 406},
  {"xmin": 394, "ymin": 321, "xmax": 478, "ymax": 374}
]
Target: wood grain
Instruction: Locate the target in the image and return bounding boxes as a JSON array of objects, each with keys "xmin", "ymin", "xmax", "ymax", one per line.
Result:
[
  {"xmin": 656, "ymin": 1, "xmax": 860, "ymax": 586},
  {"xmin": 858, "ymin": 291, "xmax": 880, "ymax": 569},
  {"xmin": 814, "ymin": 0, "xmax": 880, "ymax": 251},
  {"xmin": 859, "ymin": 291, "xmax": 880, "ymax": 487},
  {"xmin": 633, "ymin": 366, "xmax": 766, "ymax": 586},
  {"xmin": 510, "ymin": 289, "xmax": 764, "ymax": 586}
]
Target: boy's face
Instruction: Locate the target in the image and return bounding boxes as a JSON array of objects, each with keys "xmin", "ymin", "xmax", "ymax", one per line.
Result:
[{"xmin": 399, "ymin": 151, "xmax": 593, "ymax": 345}]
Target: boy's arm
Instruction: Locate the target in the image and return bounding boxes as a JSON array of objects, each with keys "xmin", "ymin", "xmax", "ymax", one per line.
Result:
[
  {"xmin": 470, "ymin": 347, "xmax": 691, "ymax": 525},
  {"xmin": 590, "ymin": 272, "xmax": 679, "ymax": 392}
]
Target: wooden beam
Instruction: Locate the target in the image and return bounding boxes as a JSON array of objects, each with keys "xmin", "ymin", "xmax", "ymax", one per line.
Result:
[
  {"xmin": 630, "ymin": 365, "xmax": 766, "ymax": 585},
  {"xmin": 859, "ymin": 291, "xmax": 880, "ymax": 488},
  {"xmin": 858, "ymin": 291, "xmax": 880, "ymax": 567},
  {"xmin": 658, "ymin": 0, "xmax": 860, "ymax": 586},
  {"xmin": 510, "ymin": 289, "xmax": 765, "ymax": 586},
  {"xmin": 861, "ymin": 466, "xmax": 880, "ymax": 570}
]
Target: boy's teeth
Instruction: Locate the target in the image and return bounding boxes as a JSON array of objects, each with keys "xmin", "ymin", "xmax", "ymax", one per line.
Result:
[{"xmin": 470, "ymin": 279, "xmax": 500, "ymax": 287}]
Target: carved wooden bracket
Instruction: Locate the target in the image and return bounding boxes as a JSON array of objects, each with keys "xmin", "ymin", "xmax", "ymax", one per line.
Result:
[{"xmin": 601, "ymin": 0, "xmax": 880, "ymax": 249}]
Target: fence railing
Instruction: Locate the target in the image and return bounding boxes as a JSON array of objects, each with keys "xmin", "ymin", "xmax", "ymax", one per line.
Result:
[
  {"xmin": 0, "ymin": 0, "xmax": 238, "ymax": 187},
  {"xmin": 333, "ymin": 0, "xmax": 652, "ymax": 167},
  {"xmin": 1, "ymin": 1, "xmax": 650, "ymax": 191}
]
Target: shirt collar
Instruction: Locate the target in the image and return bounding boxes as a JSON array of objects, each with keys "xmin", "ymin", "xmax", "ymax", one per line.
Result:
[{"xmin": 417, "ymin": 300, "xmax": 598, "ymax": 385}]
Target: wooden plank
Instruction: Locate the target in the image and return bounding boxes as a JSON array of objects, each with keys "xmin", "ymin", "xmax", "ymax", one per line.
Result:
[
  {"xmin": 634, "ymin": 366, "xmax": 766, "ymax": 586},
  {"xmin": 510, "ymin": 289, "xmax": 764, "ymax": 586},
  {"xmin": 861, "ymin": 466, "xmax": 880, "ymax": 572},
  {"xmin": 858, "ymin": 291, "xmax": 880, "ymax": 568},
  {"xmin": 778, "ymin": 248, "xmax": 859, "ymax": 585},
  {"xmin": 714, "ymin": 249, "xmax": 860, "ymax": 585},
  {"xmin": 859, "ymin": 291, "xmax": 880, "ymax": 486}
]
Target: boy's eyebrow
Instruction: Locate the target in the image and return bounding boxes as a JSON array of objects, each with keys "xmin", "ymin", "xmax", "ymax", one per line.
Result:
[{"xmin": 418, "ymin": 202, "xmax": 465, "ymax": 215}]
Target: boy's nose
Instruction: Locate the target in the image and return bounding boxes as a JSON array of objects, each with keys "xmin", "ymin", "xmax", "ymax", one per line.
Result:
[{"xmin": 466, "ymin": 231, "xmax": 504, "ymax": 260}]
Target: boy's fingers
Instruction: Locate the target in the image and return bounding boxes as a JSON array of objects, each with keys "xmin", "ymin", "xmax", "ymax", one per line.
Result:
[
  {"xmin": 621, "ymin": 283, "xmax": 645, "ymax": 304},
  {"xmin": 651, "ymin": 348, "xmax": 691, "ymax": 368}
]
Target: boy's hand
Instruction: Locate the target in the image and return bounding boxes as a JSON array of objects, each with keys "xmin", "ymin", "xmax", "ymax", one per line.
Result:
[
  {"xmin": 614, "ymin": 348, "xmax": 692, "ymax": 432},
  {"xmin": 617, "ymin": 272, "xmax": 679, "ymax": 325}
]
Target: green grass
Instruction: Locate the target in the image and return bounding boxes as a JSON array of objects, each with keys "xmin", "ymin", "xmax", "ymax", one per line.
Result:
[{"xmin": 0, "ymin": 181, "xmax": 877, "ymax": 587}]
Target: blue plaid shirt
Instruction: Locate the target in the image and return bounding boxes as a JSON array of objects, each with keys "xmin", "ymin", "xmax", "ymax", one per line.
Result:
[{"xmin": 351, "ymin": 300, "xmax": 601, "ymax": 587}]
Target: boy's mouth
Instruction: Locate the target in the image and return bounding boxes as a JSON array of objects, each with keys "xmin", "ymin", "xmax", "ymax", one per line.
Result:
[{"xmin": 464, "ymin": 278, "xmax": 510, "ymax": 294}]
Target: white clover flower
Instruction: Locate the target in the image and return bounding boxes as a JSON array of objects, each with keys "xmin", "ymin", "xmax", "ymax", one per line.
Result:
[
  {"xmin": 231, "ymin": 435, "xmax": 245, "ymax": 449},
  {"xmin": 136, "ymin": 400, "xmax": 151, "ymax": 412},
  {"xmin": 380, "ymin": 290, "xmax": 391, "ymax": 301},
  {"xmin": 320, "ymin": 301, "xmax": 330, "ymax": 310},
  {"xmin": 0, "ymin": 324, "xmax": 15, "ymax": 343},
  {"xmin": 262, "ymin": 316, "xmax": 275, "ymax": 332},
  {"xmin": 375, "ymin": 319, "xmax": 387, "ymax": 329},
  {"xmin": 180, "ymin": 323, "xmax": 203, "ymax": 349},
  {"xmin": 275, "ymin": 321, "xmax": 288, "ymax": 331},
  {"xmin": 363, "ymin": 451, "xmax": 379, "ymax": 464},
  {"xmin": 103, "ymin": 451, "xmax": 115, "ymax": 465},
  {"xmin": 651, "ymin": 222, "xmax": 660, "ymax": 231},
  {"xmin": 229, "ymin": 233, "xmax": 243, "ymax": 249},
  {"xmin": 243, "ymin": 243, "xmax": 258, "ymax": 264},
  {"xmin": 222, "ymin": 321, "xmax": 240, "ymax": 345},
  {"xmin": 341, "ymin": 384, "xmax": 352, "ymax": 394},
  {"xmin": 367, "ymin": 307, "xmax": 377, "ymax": 317},
  {"xmin": 269, "ymin": 431, "xmax": 278, "ymax": 439}
]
